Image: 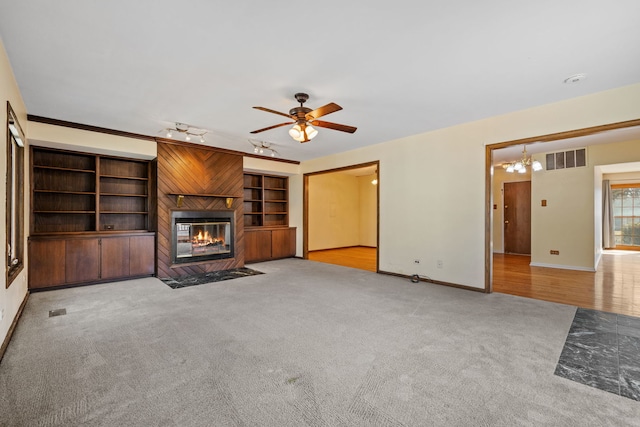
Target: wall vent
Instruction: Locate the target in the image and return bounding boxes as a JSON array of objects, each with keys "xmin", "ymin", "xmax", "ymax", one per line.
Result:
[{"xmin": 545, "ymin": 148, "xmax": 586, "ymax": 171}]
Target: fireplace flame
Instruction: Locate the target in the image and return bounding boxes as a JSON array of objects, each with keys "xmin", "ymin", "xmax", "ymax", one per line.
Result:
[{"xmin": 192, "ymin": 229, "xmax": 224, "ymax": 247}]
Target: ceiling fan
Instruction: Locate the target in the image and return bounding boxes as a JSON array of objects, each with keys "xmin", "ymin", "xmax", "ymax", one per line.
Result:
[{"xmin": 251, "ymin": 93, "xmax": 357, "ymax": 143}]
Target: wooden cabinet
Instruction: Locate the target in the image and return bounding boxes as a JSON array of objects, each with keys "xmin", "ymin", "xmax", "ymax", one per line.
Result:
[
  {"xmin": 243, "ymin": 172, "xmax": 294, "ymax": 263},
  {"xmin": 271, "ymin": 228, "xmax": 297, "ymax": 259},
  {"xmin": 65, "ymin": 238, "xmax": 100, "ymax": 283},
  {"xmin": 28, "ymin": 233, "xmax": 155, "ymax": 290},
  {"xmin": 129, "ymin": 234, "xmax": 155, "ymax": 276},
  {"xmin": 29, "ymin": 147, "xmax": 155, "ymax": 290},
  {"xmin": 245, "ymin": 227, "xmax": 296, "ymax": 263},
  {"xmin": 28, "ymin": 239, "xmax": 66, "ymax": 288},
  {"xmin": 101, "ymin": 236, "xmax": 131, "ymax": 280},
  {"xmin": 243, "ymin": 173, "xmax": 288, "ymax": 228},
  {"xmin": 245, "ymin": 229, "xmax": 272, "ymax": 262}
]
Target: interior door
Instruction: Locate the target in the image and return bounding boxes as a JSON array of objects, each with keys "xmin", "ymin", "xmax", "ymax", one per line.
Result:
[{"xmin": 504, "ymin": 181, "xmax": 531, "ymax": 254}]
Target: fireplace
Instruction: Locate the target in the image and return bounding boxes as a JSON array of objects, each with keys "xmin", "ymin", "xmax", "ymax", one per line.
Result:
[{"xmin": 171, "ymin": 211, "xmax": 234, "ymax": 265}]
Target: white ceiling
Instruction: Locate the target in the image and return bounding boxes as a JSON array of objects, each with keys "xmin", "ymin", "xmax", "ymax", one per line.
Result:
[{"xmin": 1, "ymin": 1, "xmax": 639, "ymax": 162}]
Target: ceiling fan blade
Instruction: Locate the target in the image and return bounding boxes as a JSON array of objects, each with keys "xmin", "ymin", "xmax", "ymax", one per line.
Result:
[
  {"xmin": 310, "ymin": 120, "xmax": 357, "ymax": 134},
  {"xmin": 253, "ymin": 106, "xmax": 293, "ymax": 119},
  {"xmin": 306, "ymin": 103, "xmax": 342, "ymax": 120},
  {"xmin": 250, "ymin": 122, "xmax": 292, "ymax": 134}
]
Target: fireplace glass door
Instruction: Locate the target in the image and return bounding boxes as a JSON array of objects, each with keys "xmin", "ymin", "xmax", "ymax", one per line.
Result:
[{"xmin": 175, "ymin": 220, "xmax": 231, "ymax": 260}]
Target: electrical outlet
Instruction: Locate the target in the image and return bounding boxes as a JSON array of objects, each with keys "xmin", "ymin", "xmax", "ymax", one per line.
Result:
[
  {"xmin": 437, "ymin": 260, "xmax": 443, "ymax": 269},
  {"xmin": 414, "ymin": 259, "xmax": 420, "ymax": 264},
  {"xmin": 550, "ymin": 250, "xmax": 560, "ymax": 255}
]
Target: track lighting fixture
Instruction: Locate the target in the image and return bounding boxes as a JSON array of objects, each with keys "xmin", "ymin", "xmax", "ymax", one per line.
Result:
[
  {"xmin": 162, "ymin": 122, "xmax": 208, "ymax": 143},
  {"xmin": 248, "ymin": 139, "xmax": 278, "ymax": 157}
]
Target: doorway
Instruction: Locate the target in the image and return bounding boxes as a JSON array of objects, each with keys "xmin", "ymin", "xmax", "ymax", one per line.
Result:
[
  {"xmin": 303, "ymin": 161, "xmax": 379, "ymax": 272},
  {"xmin": 503, "ymin": 181, "xmax": 531, "ymax": 255},
  {"xmin": 485, "ymin": 119, "xmax": 640, "ymax": 315}
]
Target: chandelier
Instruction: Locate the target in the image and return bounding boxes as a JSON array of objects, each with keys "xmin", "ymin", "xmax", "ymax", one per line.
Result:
[
  {"xmin": 503, "ymin": 146, "xmax": 543, "ymax": 173},
  {"xmin": 163, "ymin": 122, "xmax": 208, "ymax": 143},
  {"xmin": 248, "ymin": 139, "xmax": 278, "ymax": 157}
]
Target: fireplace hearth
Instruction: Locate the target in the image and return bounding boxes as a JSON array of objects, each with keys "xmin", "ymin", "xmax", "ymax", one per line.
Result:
[{"xmin": 171, "ymin": 211, "xmax": 234, "ymax": 265}]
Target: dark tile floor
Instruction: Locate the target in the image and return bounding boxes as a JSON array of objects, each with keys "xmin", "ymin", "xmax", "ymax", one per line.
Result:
[
  {"xmin": 555, "ymin": 308, "xmax": 640, "ymax": 401},
  {"xmin": 160, "ymin": 267, "xmax": 263, "ymax": 289}
]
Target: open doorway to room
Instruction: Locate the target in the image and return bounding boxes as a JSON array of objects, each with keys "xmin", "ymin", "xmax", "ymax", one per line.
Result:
[
  {"xmin": 303, "ymin": 161, "xmax": 379, "ymax": 272},
  {"xmin": 486, "ymin": 120, "xmax": 640, "ymax": 317}
]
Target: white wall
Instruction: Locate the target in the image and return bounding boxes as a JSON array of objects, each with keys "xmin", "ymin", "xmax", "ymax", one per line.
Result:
[
  {"xmin": 0, "ymin": 39, "xmax": 29, "ymax": 347},
  {"xmin": 306, "ymin": 172, "xmax": 377, "ymax": 251},
  {"xmin": 295, "ymin": 84, "xmax": 640, "ymax": 288},
  {"xmin": 530, "ymin": 153, "xmax": 594, "ymax": 270},
  {"xmin": 28, "ymin": 121, "xmax": 156, "ymax": 159},
  {"xmin": 358, "ymin": 174, "xmax": 377, "ymax": 247},
  {"xmin": 308, "ymin": 173, "xmax": 361, "ymax": 250}
]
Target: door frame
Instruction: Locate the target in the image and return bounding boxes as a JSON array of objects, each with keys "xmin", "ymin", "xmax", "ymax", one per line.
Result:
[
  {"xmin": 303, "ymin": 160, "xmax": 380, "ymax": 272},
  {"xmin": 484, "ymin": 118, "xmax": 640, "ymax": 293}
]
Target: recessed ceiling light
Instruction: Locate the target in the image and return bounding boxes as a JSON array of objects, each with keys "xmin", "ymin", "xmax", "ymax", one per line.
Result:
[{"xmin": 564, "ymin": 73, "xmax": 587, "ymax": 84}]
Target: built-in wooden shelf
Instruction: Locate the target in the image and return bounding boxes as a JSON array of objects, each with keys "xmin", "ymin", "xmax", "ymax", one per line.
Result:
[
  {"xmin": 31, "ymin": 146, "xmax": 152, "ymax": 234},
  {"xmin": 33, "ymin": 165, "xmax": 95, "ymax": 173},
  {"xmin": 167, "ymin": 192, "xmax": 241, "ymax": 197},
  {"xmin": 243, "ymin": 172, "xmax": 289, "ymax": 228}
]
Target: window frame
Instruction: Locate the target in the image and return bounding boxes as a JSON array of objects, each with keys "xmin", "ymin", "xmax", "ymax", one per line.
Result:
[
  {"xmin": 611, "ymin": 183, "xmax": 640, "ymax": 250},
  {"xmin": 6, "ymin": 101, "xmax": 25, "ymax": 287}
]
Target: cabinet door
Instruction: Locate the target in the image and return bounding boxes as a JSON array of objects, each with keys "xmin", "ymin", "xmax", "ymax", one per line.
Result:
[
  {"xmin": 101, "ymin": 236, "xmax": 130, "ymax": 279},
  {"xmin": 29, "ymin": 239, "xmax": 66, "ymax": 289},
  {"xmin": 65, "ymin": 239, "xmax": 100, "ymax": 283},
  {"xmin": 271, "ymin": 228, "xmax": 296, "ymax": 259},
  {"xmin": 129, "ymin": 235, "xmax": 155, "ymax": 276},
  {"xmin": 245, "ymin": 229, "xmax": 272, "ymax": 262}
]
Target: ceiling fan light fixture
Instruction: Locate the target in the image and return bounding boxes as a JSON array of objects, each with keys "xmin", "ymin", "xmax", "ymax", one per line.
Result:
[
  {"xmin": 252, "ymin": 93, "xmax": 356, "ymax": 143},
  {"xmin": 289, "ymin": 124, "xmax": 303, "ymax": 141},
  {"xmin": 305, "ymin": 125, "xmax": 318, "ymax": 140}
]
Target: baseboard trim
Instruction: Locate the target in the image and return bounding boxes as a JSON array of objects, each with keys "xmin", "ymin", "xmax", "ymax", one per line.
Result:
[
  {"xmin": 378, "ymin": 270, "xmax": 486, "ymax": 293},
  {"xmin": 0, "ymin": 291, "xmax": 29, "ymax": 364},
  {"xmin": 529, "ymin": 262, "xmax": 596, "ymax": 272},
  {"xmin": 309, "ymin": 245, "xmax": 376, "ymax": 253}
]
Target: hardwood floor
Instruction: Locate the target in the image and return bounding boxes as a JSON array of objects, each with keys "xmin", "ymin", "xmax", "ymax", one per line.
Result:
[
  {"xmin": 308, "ymin": 247, "xmax": 377, "ymax": 272},
  {"xmin": 493, "ymin": 251, "xmax": 640, "ymax": 317}
]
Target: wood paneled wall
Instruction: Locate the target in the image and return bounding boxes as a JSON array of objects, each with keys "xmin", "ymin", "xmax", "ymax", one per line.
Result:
[{"xmin": 156, "ymin": 141, "xmax": 244, "ymax": 277}]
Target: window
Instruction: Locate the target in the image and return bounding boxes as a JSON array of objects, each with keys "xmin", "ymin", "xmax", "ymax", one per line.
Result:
[
  {"xmin": 612, "ymin": 183, "xmax": 640, "ymax": 249},
  {"xmin": 6, "ymin": 102, "xmax": 25, "ymax": 287}
]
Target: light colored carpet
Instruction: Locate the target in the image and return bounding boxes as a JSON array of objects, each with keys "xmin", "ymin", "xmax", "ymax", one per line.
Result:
[{"xmin": 1, "ymin": 258, "xmax": 639, "ymax": 426}]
